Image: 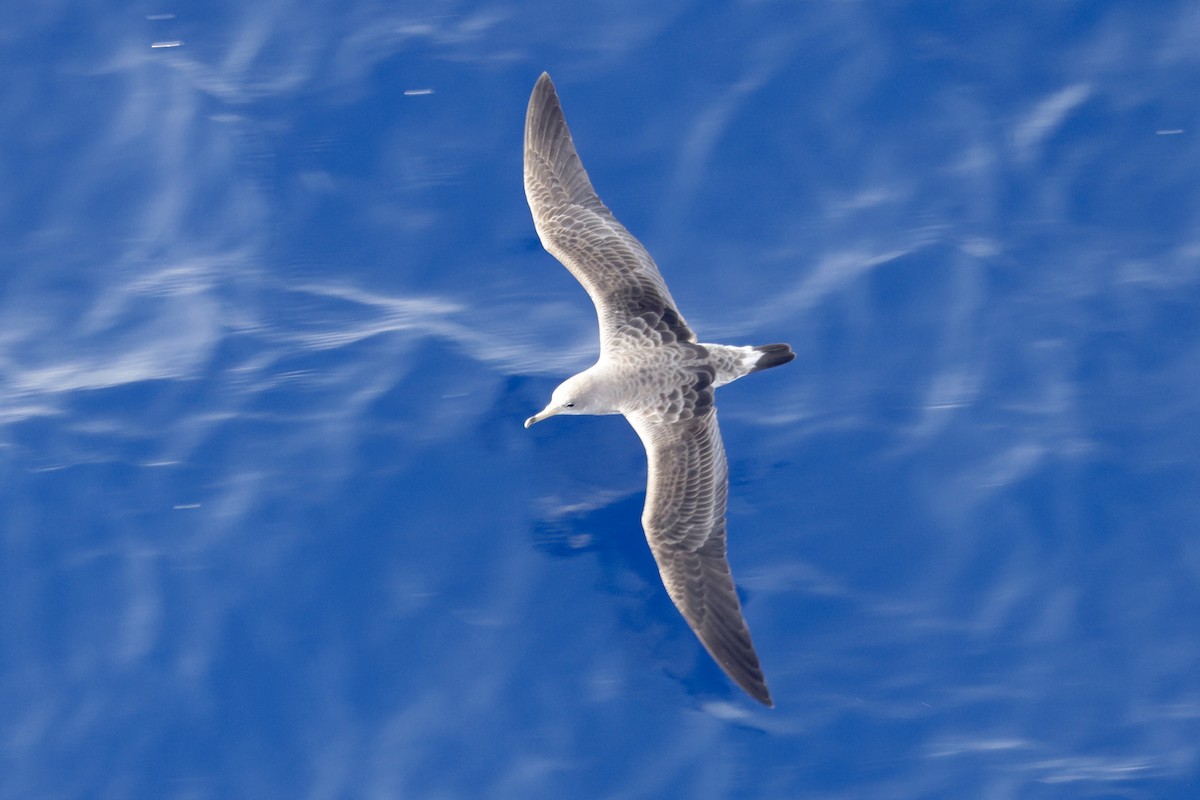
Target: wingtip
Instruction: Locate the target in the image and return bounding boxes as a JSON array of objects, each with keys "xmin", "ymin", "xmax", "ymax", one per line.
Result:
[
  {"xmin": 732, "ymin": 669, "xmax": 774, "ymax": 707},
  {"xmin": 533, "ymin": 71, "xmax": 555, "ymax": 97},
  {"xmin": 527, "ymin": 72, "xmax": 561, "ymax": 136},
  {"xmin": 694, "ymin": 626, "xmax": 775, "ymax": 707}
]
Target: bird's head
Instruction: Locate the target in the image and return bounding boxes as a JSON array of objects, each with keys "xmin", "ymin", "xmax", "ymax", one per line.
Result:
[{"xmin": 524, "ymin": 369, "xmax": 616, "ymax": 428}]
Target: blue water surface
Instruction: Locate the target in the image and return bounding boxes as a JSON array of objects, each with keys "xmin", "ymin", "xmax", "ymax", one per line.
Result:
[{"xmin": 3, "ymin": 1, "xmax": 1200, "ymax": 798}]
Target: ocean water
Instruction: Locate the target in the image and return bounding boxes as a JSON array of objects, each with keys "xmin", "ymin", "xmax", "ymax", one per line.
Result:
[{"xmin": 3, "ymin": 1, "xmax": 1199, "ymax": 797}]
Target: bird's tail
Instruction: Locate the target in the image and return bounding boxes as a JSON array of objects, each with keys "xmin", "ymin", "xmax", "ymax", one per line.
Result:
[
  {"xmin": 749, "ymin": 343, "xmax": 794, "ymax": 373},
  {"xmin": 704, "ymin": 342, "xmax": 795, "ymax": 388}
]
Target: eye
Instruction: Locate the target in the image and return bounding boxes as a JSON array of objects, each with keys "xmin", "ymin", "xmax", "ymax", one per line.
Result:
[{"xmin": 565, "ymin": 402, "xmax": 575, "ymax": 408}]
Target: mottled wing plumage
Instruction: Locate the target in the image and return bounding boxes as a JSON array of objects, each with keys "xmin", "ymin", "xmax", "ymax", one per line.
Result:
[
  {"xmin": 524, "ymin": 73, "xmax": 695, "ymax": 350},
  {"xmin": 628, "ymin": 410, "xmax": 773, "ymax": 707}
]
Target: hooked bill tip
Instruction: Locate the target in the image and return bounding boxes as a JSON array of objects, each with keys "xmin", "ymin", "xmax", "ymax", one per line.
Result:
[{"xmin": 525, "ymin": 406, "xmax": 557, "ymax": 428}]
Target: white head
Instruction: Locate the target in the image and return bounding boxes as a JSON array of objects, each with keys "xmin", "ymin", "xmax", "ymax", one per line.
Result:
[{"xmin": 524, "ymin": 368, "xmax": 616, "ymax": 428}]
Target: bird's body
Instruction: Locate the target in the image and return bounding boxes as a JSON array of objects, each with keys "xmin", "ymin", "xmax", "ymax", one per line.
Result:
[{"xmin": 522, "ymin": 72, "xmax": 792, "ymax": 707}]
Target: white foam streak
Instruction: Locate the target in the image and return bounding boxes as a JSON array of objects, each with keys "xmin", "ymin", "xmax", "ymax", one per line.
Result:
[{"xmin": 1013, "ymin": 84, "xmax": 1091, "ymax": 161}]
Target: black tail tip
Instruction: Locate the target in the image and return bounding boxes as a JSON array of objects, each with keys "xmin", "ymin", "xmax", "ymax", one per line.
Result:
[{"xmin": 752, "ymin": 343, "xmax": 795, "ymax": 372}]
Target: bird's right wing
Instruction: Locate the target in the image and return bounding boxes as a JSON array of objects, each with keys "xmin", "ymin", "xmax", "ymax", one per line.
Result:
[{"xmin": 524, "ymin": 72, "xmax": 695, "ymax": 350}]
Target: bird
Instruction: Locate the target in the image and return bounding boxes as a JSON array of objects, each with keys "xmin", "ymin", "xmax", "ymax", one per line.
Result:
[{"xmin": 522, "ymin": 72, "xmax": 793, "ymax": 707}]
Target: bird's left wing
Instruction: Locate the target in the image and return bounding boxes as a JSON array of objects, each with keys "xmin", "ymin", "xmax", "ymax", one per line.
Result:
[{"xmin": 627, "ymin": 409, "xmax": 773, "ymax": 706}]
